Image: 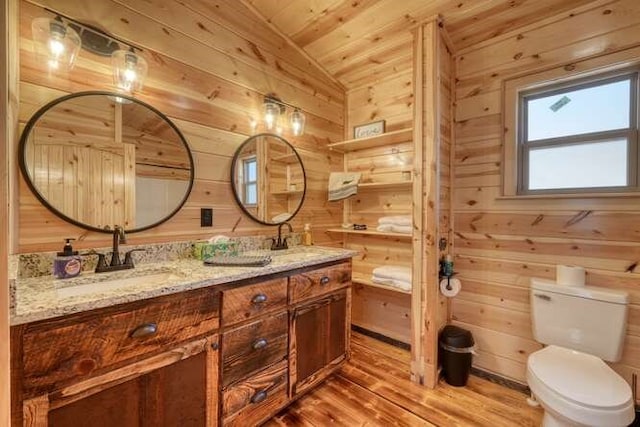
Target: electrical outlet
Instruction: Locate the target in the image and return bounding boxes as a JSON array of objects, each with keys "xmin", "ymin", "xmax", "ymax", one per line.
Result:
[{"xmin": 201, "ymin": 208, "xmax": 213, "ymax": 227}]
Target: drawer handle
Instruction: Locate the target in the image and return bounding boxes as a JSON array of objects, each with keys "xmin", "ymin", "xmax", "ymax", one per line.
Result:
[
  {"xmin": 320, "ymin": 276, "xmax": 330, "ymax": 286},
  {"xmin": 250, "ymin": 390, "xmax": 268, "ymax": 404},
  {"xmin": 252, "ymin": 293, "xmax": 268, "ymax": 304},
  {"xmin": 534, "ymin": 293, "xmax": 551, "ymax": 301},
  {"xmin": 130, "ymin": 322, "xmax": 158, "ymax": 338},
  {"xmin": 252, "ymin": 338, "xmax": 268, "ymax": 350}
]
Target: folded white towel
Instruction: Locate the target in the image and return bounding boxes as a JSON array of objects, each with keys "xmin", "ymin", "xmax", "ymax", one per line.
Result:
[
  {"xmin": 376, "ymin": 224, "xmax": 412, "ymax": 234},
  {"xmin": 271, "ymin": 212, "xmax": 291, "ymax": 222},
  {"xmin": 372, "ymin": 265, "xmax": 412, "ymax": 283},
  {"xmin": 372, "ymin": 276, "xmax": 412, "ymax": 292},
  {"xmin": 328, "ymin": 172, "xmax": 361, "ymax": 201},
  {"xmin": 378, "ymin": 215, "xmax": 412, "ymax": 226}
]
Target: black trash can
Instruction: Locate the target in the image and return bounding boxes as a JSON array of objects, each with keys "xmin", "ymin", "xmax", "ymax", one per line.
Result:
[{"xmin": 439, "ymin": 325, "xmax": 475, "ymax": 387}]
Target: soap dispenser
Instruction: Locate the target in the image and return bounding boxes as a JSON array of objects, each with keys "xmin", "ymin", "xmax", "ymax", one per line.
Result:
[
  {"xmin": 53, "ymin": 238, "xmax": 82, "ymax": 279},
  {"xmin": 302, "ymin": 223, "xmax": 313, "ymax": 246}
]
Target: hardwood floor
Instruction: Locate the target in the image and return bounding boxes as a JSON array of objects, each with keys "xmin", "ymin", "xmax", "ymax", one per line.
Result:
[{"xmin": 266, "ymin": 332, "xmax": 543, "ymax": 426}]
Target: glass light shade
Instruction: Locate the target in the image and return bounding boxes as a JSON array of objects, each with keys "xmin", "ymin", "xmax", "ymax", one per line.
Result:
[
  {"xmin": 289, "ymin": 108, "xmax": 306, "ymax": 136},
  {"xmin": 263, "ymin": 101, "xmax": 281, "ymax": 131},
  {"xmin": 275, "ymin": 118, "xmax": 284, "ymax": 135},
  {"xmin": 112, "ymin": 49, "xmax": 148, "ymax": 94},
  {"xmin": 249, "ymin": 118, "xmax": 258, "ymax": 134},
  {"xmin": 31, "ymin": 17, "xmax": 81, "ymax": 72}
]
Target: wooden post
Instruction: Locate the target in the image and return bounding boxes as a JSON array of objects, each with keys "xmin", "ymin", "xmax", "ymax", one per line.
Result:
[
  {"xmin": 423, "ymin": 19, "xmax": 440, "ymax": 388},
  {"xmin": 412, "ymin": 19, "xmax": 451, "ymax": 389},
  {"xmin": 410, "ymin": 25, "xmax": 425, "ymax": 385},
  {"xmin": 1, "ymin": 0, "xmax": 18, "ymax": 424}
]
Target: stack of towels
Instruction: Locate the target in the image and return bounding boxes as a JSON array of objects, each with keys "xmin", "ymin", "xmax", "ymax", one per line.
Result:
[
  {"xmin": 271, "ymin": 212, "xmax": 291, "ymax": 223},
  {"xmin": 372, "ymin": 265, "xmax": 412, "ymax": 292},
  {"xmin": 328, "ymin": 172, "xmax": 361, "ymax": 201},
  {"xmin": 376, "ymin": 215, "xmax": 412, "ymax": 234}
]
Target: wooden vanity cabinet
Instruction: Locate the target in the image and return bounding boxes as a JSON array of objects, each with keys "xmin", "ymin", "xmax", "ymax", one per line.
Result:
[
  {"xmin": 220, "ymin": 261, "xmax": 351, "ymax": 426},
  {"xmin": 291, "ymin": 291, "xmax": 348, "ymax": 395},
  {"xmin": 289, "ymin": 262, "xmax": 351, "ymax": 396},
  {"xmin": 12, "ymin": 260, "xmax": 352, "ymax": 427},
  {"xmin": 46, "ymin": 336, "xmax": 217, "ymax": 427},
  {"xmin": 220, "ymin": 277, "xmax": 290, "ymax": 425},
  {"xmin": 12, "ymin": 286, "xmax": 221, "ymax": 427}
]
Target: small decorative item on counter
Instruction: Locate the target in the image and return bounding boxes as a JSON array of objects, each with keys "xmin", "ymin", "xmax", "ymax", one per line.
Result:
[
  {"xmin": 53, "ymin": 238, "xmax": 82, "ymax": 279},
  {"xmin": 302, "ymin": 223, "xmax": 313, "ymax": 246},
  {"xmin": 193, "ymin": 235, "xmax": 238, "ymax": 260},
  {"xmin": 353, "ymin": 224, "xmax": 367, "ymax": 230}
]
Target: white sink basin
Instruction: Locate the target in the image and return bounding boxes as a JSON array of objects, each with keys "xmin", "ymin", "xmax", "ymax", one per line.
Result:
[{"xmin": 56, "ymin": 271, "xmax": 184, "ymax": 299}]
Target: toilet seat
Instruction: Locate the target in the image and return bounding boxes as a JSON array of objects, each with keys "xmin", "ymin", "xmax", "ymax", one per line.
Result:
[{"xmin": 527, "ymin": 346, "xmax": 634, "ymax": 426}]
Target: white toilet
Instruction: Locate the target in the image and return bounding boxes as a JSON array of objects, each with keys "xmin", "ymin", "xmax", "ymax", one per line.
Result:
[{"xmin": 528, "ymin": 278, "xmax": 635, "ymax": 427}]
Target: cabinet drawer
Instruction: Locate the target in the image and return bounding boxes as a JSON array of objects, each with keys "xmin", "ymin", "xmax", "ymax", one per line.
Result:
[
  {"xmin": 289, "ymin": 262, "xmax": 351, "ymax": 303},
  {"xmin": 222, "ymin": 360, "xmax": 288, "ymax": 426},
  {"xmin": 222, "ymin": 312, "xmax": 288, "ymax": 387},
  {"xmin": 21, "ymin": 287, "xmax": 220, "ymax": 394},
  {"xmin": 222, "ymin": 278, "xmax": 287, "ymax": 325}
]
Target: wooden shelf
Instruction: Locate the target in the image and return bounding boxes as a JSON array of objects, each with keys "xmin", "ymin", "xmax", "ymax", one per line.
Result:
[
  {"xmin": 326, "ymin": 228, "xmax": 412, "ymax": 239},
  {"xmin": 271, "ymin": 153, "xmax": 298, "ymax": 164},
  {"xmin": 327, "ymin": 128, "xmax": 413, "ymax": 153},
  {"xmin": 358, "ymin": 180, "xmax": 413, "ymax": 189},
  {"xmin": 270, "ymin": 190, "xmax": 303, "ymax": 196},
  {"xmin": 352, "ymin": 273, "xmax": 412, "ymax": 295}
]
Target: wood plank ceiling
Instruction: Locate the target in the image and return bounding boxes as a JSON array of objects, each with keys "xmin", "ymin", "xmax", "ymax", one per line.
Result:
[{"xmin": 246, "ymin": 0, "xmax": 597, "ymax": 89}]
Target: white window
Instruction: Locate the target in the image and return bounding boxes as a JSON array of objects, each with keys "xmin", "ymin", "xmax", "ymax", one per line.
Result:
[
  {"xmin": 242, "ymin": 156, "xmax": 257, "ymax": 205},
  {"xmin": 515, "ymin": 70, "xmax": 639, "ymax": 194}
]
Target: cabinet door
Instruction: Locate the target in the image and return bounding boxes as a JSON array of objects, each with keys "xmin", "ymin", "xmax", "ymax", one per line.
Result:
[
  {"xmin": 291, "ymin": 290, "xmax": 348, "ymax": 395},
  {"xmin": 38, "ymin": 337, "xmax": 218, "ymax": 427}
]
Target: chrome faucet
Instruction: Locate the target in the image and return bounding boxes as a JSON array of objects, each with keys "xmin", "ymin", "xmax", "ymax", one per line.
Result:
[
  {"xmin": 93, "ymin": 226, "xmax": 145, "ymax": 273},
  {"xmin": 271, "ymin": 222, "xmax": 293, "ymax": 251}
]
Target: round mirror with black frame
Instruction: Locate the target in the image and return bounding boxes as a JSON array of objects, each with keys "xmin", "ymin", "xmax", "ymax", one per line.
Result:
[
  {"xmin": 231, "ymin": 133, "xmax": 306, "ymax": 225},
  {"xmin": 19, "ymin": 91, "xmax": 195, "ymax": 233}
]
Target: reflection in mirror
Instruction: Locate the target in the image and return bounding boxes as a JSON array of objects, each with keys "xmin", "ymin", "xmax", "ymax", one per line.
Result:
[
  {"xmin": 231, "ymin": 133, "xmax": 306, "ymax": 225},
  {"xmin": 19, "ymin": 92, "xmax": 194, "ymax": 233}
]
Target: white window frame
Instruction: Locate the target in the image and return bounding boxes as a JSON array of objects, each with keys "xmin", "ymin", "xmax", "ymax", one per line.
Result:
[
  {"xmin": 503, "ymin": 61, "xmax": 640, "ymax": 197},
  {"xmin": 241, "ymin": 156, "xmax": 257, "ymax": 206}
]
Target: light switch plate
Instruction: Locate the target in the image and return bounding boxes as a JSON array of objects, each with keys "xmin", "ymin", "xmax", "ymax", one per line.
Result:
[{"xmin": 201, "ymin": 208, "xmax": 213, "ymax": 227}]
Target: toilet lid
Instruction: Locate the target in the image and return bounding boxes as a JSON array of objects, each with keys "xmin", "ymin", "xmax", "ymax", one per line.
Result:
[{"xmin": 528, "ymin": 346, "xmax": 631, "ymax": 409}]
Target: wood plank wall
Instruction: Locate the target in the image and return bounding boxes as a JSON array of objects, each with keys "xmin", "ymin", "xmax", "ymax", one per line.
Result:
[
  {"xmin": 346, "ymin": 34, "xmax": 414, "ymax": 133},
  {"xmin": 16, "ymin": 0, "xmax": 345, "ymax": 253},
  {"xmin": 452, "ymin": 0, "xmax": 640, "ymax": 397},
  {"xmin": 344, "ymin": 25, "xmax": 415, "ymax": 347}
]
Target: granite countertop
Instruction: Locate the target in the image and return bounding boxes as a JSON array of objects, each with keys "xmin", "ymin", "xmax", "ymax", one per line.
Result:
[{"xmin": 11, "ymin": 246, "xmax": 357, "ymax": 326}]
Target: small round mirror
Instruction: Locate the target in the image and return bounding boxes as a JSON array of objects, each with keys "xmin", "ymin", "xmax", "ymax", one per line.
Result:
[
  {"xmin": 231, "ymin": 133, "xmax": 306, "ymax": 225},
  {"xmin": 19, "ymin": 91, "xmax": 194, "ymax": 233}
]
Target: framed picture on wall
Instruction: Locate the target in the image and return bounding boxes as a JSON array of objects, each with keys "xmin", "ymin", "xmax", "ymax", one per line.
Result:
[{"xmin": 353, "ymin": 120, "xmax": 385, "ymax": 139}]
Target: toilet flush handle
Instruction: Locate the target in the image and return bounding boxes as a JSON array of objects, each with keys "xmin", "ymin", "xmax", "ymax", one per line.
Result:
[{"xmin": 534, "ymin": 293, "xmax": 551, "ymax": 301}]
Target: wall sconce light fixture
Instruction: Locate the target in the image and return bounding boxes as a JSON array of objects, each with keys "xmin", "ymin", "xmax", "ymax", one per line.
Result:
[
  {"xmin": 251, "ymin": 94, "xmax": 306, "ymax": 137},
  {"xmin": 31, "ymin": 16, "xmax": 81, "ymax": 72},
  {"xmin": 111, "ymin": 48, "xmax": 148, "ymax": 94},
  {"xmin": 32, "ymin": 9, "xmax": 148, "ymax": 95}
]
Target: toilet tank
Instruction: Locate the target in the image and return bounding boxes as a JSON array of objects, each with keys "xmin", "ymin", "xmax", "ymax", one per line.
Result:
[{"xmin": 530, "ymin": 278, "xmax": 629, "ymax": 362}]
